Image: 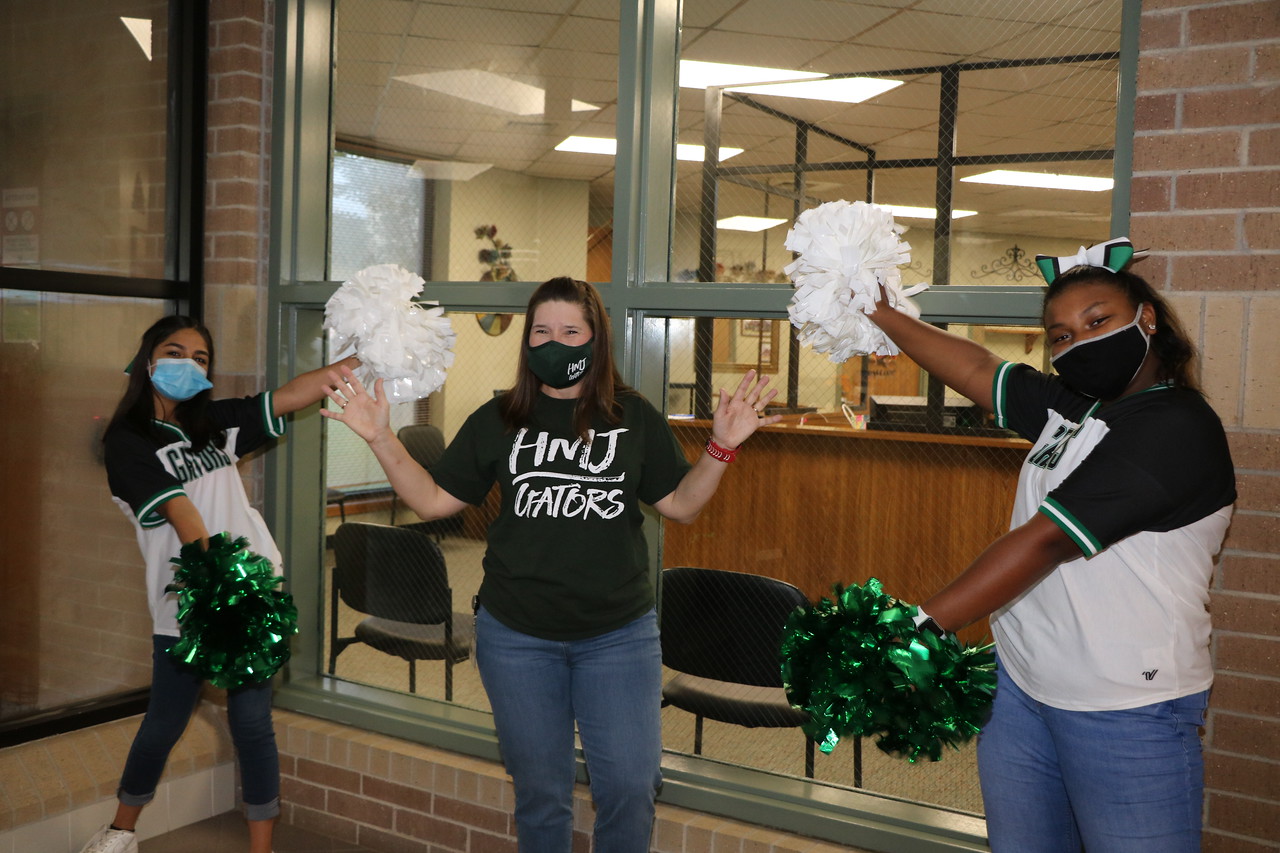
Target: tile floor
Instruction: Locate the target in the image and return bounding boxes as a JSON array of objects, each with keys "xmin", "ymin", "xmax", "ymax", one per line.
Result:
[{"xmin": 137, "ymin": 812, "xmax": 375, "ymax": 853}]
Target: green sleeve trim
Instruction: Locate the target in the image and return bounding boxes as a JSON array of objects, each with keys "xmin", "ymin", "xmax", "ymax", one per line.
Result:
[
  {"xmin": 991, "ymin": 361, "xmax": 1016, "ymax": 428},
  {"xmin": 138, "ymin": 486, "xmax": 186, "ymax": 529},
  {"xmin": 1038, "ymin": 497, "xmax": 1101, "ymax": 557},
  {"xmin": 150, "ymin": 419, "xmax": 188, "ymax": 442},
  {"xmin": 262, "ymin": 391, "xmax": 287, "ymax": 437}
]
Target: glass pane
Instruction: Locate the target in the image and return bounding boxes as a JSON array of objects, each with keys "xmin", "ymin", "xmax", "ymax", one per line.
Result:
[
  {"xmin": 674, "ymin": 0, "xmax": 1120, "ymax": 285},
  {"xmin": 322, "ymin": 309, "xmax": 527, "ymax": 712},
  {"xmin": 655, "ymin": 313, "xmax": 1045, "ymax": 813},
  {"xmin": 331, "ymin": 151, "xmax": 428, "ymax": 281},
  {"xmin": 0, "ymin": 292, "xmax": 170, "ymax": 725},
  {"xmin": 0, "ymin": 1, "xmax": 173, "ymax": 277},
  {"xmin": 332, "ymin": 0, "xmax": 620, "ymax": 283}
]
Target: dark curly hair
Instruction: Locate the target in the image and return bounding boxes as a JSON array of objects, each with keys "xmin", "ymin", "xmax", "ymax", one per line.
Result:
[{"xmin": 1043, "ymin": 266, "xmax": 1201, "ymax": 393}]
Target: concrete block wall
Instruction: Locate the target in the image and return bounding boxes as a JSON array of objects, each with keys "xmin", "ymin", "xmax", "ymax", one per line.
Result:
[{"xmin": 1132, "ymin": 1, "xmax": 1280, "ymax": 850}]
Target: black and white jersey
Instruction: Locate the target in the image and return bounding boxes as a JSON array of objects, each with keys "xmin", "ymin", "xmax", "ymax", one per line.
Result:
[
  {"xmin": 106, "ymin": 393, "xmax": 286, "ymax": 636},
  {"xmin": 990, "ymin": 361, "xmax": 1235, "ymax": 711}
]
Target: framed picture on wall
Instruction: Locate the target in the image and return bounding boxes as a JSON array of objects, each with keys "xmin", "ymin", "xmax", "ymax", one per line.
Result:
[{"xmin": 713, "ymin": 318, "xmax": 780, "ymax": 372}]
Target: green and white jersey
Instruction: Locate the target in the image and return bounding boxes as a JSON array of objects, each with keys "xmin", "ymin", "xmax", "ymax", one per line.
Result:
[
  {"xmin": 990, "ymin": 361, "xmax": 1235, "ymax": 711},
  {"xmin": 432, "ymin": 391, "xmax": 692, "ymax": 641},
  {"xmin": 105, "ymin": 393, "xmax": 286, "ymax": 636}
]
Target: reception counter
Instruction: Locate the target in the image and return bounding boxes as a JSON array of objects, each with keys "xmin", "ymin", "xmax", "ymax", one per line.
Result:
[{"xmin": 663, "ymin": 416, "xmax": 1031, "ymax": 644}]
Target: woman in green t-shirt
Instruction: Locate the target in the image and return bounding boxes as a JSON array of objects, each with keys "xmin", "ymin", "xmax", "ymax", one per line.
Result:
[{"xmin": 324, "ymin": 277, "xmax": 777, "ymax": 853}]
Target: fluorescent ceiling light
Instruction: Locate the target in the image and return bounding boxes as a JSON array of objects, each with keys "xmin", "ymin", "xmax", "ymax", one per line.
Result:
[
  {"xmin": 395, "ymin": 70, "xmax": 597, "ymax": 116},
  {"xmin": 675, "ymin": 143, "xmax": 744, "ymax": 162},
  {"xmin": 556, "ymin": 136, "xmax": 743, "ymax": 161},
  {"xmin": 885, "ymin": 205, "xmax": 978, "ymax": 220},
  {"xmin": 555, "ymin": 136, "xmax": 618, "ymax": 156},
  {"xmin": 121, "ymin": 17, "xmax": 152, "ymax": 61},
  {"xmin": 679, "ymin": 59, "xmax": 901, "ymax": 104},
  {"xmin": 409, "ymin": 160, "xmax": 492, "ymax": 181},
  {"xmin": 717, "ymin": 216, "xmax": 788, "ymax": 232},
  {"xmin": 730, "ymin": 77, "xmax": 902, "ymax": 103},
  {"xmin": 679, "ymin": 59, "xmax": 826, "ymax": 89},
  {"xmin": 961, "ymin": 170, "xmax": 1114, "ymax": 192}
]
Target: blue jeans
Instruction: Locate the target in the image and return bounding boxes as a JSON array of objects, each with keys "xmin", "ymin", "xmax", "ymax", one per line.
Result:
[
  {"xmin": 476, "ymin": 607, "xmax": 663, "ymax": 853},
  {"xmin": 978, "ymin": 659, "xmax": 1207, "ymax": 852},
  {"xmin": 118, "ymin": 635, "xmax": 280, "ymax": 820}
]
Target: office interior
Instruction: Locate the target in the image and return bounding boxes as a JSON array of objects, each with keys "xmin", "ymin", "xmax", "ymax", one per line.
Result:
[{"xmin": 2, "ymin": 1, "xmax": 1276, "ymax": 852}]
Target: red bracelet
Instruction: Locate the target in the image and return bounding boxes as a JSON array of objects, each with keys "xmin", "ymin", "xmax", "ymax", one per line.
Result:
[{"xmin": 705, "ymin": 437, "xmax": 739, "ymax": 463}]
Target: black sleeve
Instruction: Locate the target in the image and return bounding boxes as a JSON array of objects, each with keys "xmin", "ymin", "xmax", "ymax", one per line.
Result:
[
  {"xmin": 1042, "ymin": 392, "xmax": 1236, "ymax": 553},
  {"xmin": 210, "ymin": 392, "xmax": 286, "ymax": 456},
  {"xmin": 431, "ymin": 403, "xmax": 499, "ymax": 506},
  {"xmin": 634, "ymin": 395, "xmax": 694, "ymax": 505},
  {"xmin": 992, "ymin": 361, "xmax": 1092, "ymax": 442},
  {"xmin": 104, "ymin": 426, "xmax": 186, "ymax": 526}
]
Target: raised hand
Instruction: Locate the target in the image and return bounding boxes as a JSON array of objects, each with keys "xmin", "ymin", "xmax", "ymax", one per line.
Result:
[
  {"xmin": 712, "ymin": 370, "xmax": 782, "ymax": 449},
  {"xmin": 318, "ymin": 366, "xmax": 391, "ymax": 444}
]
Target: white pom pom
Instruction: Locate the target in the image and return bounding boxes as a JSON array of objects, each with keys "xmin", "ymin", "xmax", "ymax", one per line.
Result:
[
  {"xmin": 323, "ymin": 264, "xmax": 456, "ymax": 401},
  {"xmin": 784, "ymin": 200, "xmax": 924, "ymax": 360}
]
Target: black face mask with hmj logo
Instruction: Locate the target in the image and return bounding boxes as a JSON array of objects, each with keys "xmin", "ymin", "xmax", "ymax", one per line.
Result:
[{"xmin": 528, "ymin": 339, "xmax": 593, "ymax": 389}]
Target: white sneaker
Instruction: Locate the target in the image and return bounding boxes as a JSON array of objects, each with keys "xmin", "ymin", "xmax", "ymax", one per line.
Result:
[{"xmin": 78, "ymin": 825, "xmax": 138, "ymax": 853}]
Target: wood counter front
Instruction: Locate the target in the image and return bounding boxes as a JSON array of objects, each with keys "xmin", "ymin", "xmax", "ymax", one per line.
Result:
[{"xmin": 663, "ymin": 418, "xmax": 1030, "ymax": 645}]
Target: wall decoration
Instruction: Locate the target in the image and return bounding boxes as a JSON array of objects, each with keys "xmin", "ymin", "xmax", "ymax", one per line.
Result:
[
  {"xmin": 970, "ymin": 244, "xmax": 1041, "ymax": 282},
  {"xmin": 474, "ymin": 224, "xmax": 516, "ymax": 335}
]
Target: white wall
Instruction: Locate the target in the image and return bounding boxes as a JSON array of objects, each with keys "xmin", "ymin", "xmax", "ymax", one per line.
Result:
[{"xmin": 435, "ymin": 167, "xmax": 590, "ymax": 440}]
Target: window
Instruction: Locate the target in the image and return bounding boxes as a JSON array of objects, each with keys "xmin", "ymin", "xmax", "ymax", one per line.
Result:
[
  {"xmin": 272, "ymin": 0, "xmax": 1134, "ymax": 847},
  {"xmin": 0, "ymin": 0, "xmax": 202, "ymax": 743}
]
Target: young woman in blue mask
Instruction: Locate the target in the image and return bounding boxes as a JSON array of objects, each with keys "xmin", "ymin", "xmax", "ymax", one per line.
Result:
[
  {"xmin": 85, "ymin": 315, "xmax": 355, "ymax": 853},
  {"xmin": 866, "ymin": 248, "xmax": 1235, "ymax": 853},
  {"xmin": 323, "ymin": 276, "xmax": 779, "ymax": 853}
]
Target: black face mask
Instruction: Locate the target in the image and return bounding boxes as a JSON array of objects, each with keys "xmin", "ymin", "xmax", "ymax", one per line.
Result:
[
  {"xmin": 1050, "ymin": 304, "xmax": 1150, "ymax": 400},
  {"xmin": 528, "ymin": 339, "xmax": 593, "ymax": 389}
]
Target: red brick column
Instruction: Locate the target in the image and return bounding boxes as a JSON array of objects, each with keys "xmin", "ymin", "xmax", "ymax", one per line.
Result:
[
  {"xmin": 205, "ymin": 0, "xmax": 275, "ymax": 505},
  {"xmin": 1133, "ymin": 2, "xmax": 1280, "ymax": 850}
]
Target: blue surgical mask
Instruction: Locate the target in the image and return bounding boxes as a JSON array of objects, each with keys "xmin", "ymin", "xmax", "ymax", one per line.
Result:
[{"xmin": 150, "ymin": 358, "xmax": 213, "ymax": 401}]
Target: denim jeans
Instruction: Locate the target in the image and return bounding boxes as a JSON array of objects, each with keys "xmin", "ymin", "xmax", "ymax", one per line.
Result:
[
  {"xmin": 978, "ymin": 658, "xmax": 1207, "ymax": 853},
  {"xmin": 118, "ymin": 635, "xmax": 280, "ymax": 820},
  {"xmin": 476, "ymin": 607, "xmax": 663, "ymax": 853}
]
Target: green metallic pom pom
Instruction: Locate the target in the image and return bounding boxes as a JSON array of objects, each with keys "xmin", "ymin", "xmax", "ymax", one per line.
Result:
[
  {"xmin": 165, "ymin": 533, "xmax": 298, "ymax": 690},
  {"xmin": 780, "ymin": 578, "xmax": 996, "ymax": 763}
]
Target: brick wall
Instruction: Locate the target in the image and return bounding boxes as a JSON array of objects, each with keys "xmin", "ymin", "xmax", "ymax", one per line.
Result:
[
  {"xmin": 1131, "ymin": 1, "xmax": 1280, "ymax": 850},
  {"xmin": 273, "ymin": 710, "xmax": 869, "ymax": 853},
  {"xmin": 204, "ymin": 0, "xmax": 276, "ymax": 507}
]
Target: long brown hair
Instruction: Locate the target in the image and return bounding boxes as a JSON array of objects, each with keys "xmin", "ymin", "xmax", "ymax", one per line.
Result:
[
  {"xmin": 499, "ymin": 277, "xmax": 633, "ymax": 438},
  {"xmin": 1044, "ymin": 266, "xmax": 1201, "ymax": 393},
  {"xmin": 105, "ymin": 315, "xmax": 224, "ymax": 451}
]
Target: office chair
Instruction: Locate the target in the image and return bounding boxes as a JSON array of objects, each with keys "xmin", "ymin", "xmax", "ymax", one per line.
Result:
[
  {"xmin": 390, "ymin": 424, "xmax": 464, "ymax": 541},
  {"xmin": 328, "ymin": 522, "xmax": 472, "ymax": 700},
  {"xmin": 659, "ymin": 566, "xmax": 816, "ymax": 778}
]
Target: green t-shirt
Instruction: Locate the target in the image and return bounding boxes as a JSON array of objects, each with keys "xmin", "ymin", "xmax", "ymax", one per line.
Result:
[{"xmin": 431, "ymin": 391, "xmax": 692, "ymax": 640}]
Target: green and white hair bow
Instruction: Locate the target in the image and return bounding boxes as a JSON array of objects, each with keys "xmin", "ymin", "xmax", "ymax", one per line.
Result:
[{"xmin": 1035, "ymin": 237, "xmax": 1137, "ymax": 284}]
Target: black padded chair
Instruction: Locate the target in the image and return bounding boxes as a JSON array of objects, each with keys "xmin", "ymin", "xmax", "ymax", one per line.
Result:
[
  {"xmin": 390, "ymin": 424, "xmax": 463, "ymax": 541},
  {"xmin": 328, "ymin": 522, "xmax": 472, "ymax": 700},
  {"xmin": 659, "ymin": 566, "xmax": 815, "ymax": 778}
]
